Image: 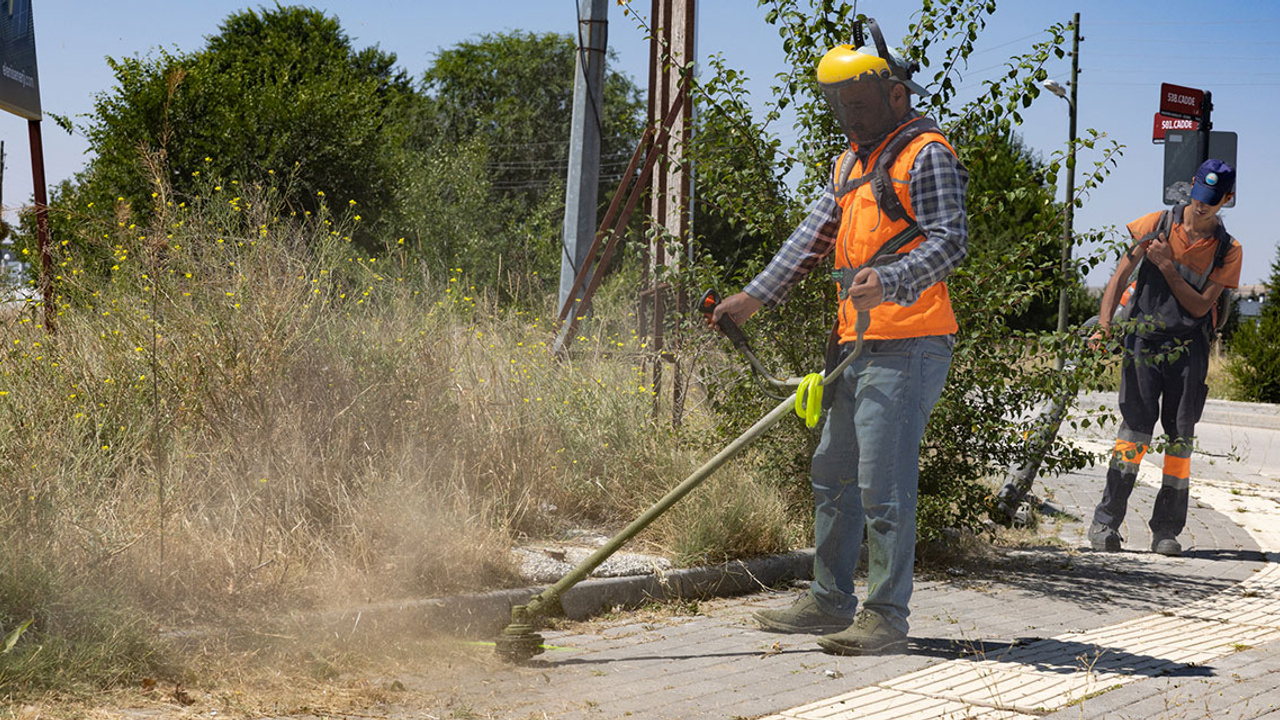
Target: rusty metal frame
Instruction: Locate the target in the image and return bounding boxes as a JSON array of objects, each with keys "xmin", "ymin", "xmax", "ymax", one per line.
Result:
[{"xmin": 552, "ymin": 80, "xmax": 690, "ymax": 355}]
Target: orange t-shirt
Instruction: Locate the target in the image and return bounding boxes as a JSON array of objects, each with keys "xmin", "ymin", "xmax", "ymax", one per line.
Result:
[{"xmin": 1126, "ymin": 210, "xmax": 1242, "ymax": 290}]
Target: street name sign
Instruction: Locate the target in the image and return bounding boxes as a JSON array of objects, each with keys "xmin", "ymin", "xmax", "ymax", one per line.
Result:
[
  {"xmin": 1152, "ymin": 112, "xmax": 1199, "ymax": 142},
  {"xmin": 1159, "ymin": 82, "xmax": 1204, "ymax": 120}
]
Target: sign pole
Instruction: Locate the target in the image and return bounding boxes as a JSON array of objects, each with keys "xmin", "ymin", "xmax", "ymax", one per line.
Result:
[
  {"xmin": 27, "ymin": 118, "xmax": 54, "ymax": 332},
  {"xmin": 1199, "ymin": 90, "xmax": 1213, "ymax": 165}
]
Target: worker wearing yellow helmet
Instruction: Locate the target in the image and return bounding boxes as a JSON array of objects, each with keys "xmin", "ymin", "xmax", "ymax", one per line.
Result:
[
  {"xmin": 709, "ymin": 18, "xmax": 969, "ymax": 656},
  {"xmin": 817, "ymin": 40, "xmax": 929, "ymax": 147}
]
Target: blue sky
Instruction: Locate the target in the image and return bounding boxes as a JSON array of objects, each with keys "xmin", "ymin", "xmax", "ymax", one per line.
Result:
[{"xmin": 4, "ymin": 0, "xmax": 1279, "ymax": 285}]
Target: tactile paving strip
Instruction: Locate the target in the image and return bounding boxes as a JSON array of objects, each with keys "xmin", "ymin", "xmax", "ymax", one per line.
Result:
[
  {"xmin": 760, "ymin": 440, "xmax": 1280, "ymax": 720},
  {"xmin": 772, "ymin": 684, "xmax": 1038, "ymax": 720}
]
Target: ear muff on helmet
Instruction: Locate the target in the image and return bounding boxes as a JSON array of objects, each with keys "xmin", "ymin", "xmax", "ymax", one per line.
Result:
[{"xmin": 864, "ymin": 18, "xmax": 928, "ymax": 97}]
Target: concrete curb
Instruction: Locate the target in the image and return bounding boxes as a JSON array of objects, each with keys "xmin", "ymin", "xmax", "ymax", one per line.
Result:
[
  {"xmin": 1200, "ymin": 398, "xmax": 1280, "ymax": 430},
  {"xmin": 299, "ymin": 549, "xmax": 815, "ymax": 640},
  {"xmin": 1079, "ymin": 392, "xmax": 1280, "ymax": 430}
]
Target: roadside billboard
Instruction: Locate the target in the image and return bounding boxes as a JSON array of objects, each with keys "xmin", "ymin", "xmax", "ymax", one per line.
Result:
[{"xmin": 0, "ymin": 0, "xmax": 40, "ymax": 120}]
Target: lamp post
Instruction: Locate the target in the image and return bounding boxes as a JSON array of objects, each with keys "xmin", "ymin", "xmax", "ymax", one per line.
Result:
[
  {"xmin": 1045, "ymin": 12, "xmax": 1080, "ymax": 371},
  {"xmin": 994, "ymin": 20, "xmax": 1082, "ymax": 523}
]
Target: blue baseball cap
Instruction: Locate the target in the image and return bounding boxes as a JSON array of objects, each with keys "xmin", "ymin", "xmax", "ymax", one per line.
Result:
[{"xmin": 1190, "ymin": 159, "xmax": 1235, "ymax": 206}]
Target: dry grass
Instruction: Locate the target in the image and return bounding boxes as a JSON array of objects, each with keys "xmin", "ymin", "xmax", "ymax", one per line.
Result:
[
  {"xmin": 1206, "ymin": 347, "xmax": 1240, "ymax": 400},
  {"xmin": 0, "ymin": 178, "xmax": 798, "ymax": 700}
]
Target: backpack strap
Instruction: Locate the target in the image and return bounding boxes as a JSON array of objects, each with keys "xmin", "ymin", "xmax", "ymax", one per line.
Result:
[
  {"xmin": 1126, "ymin": 208, "xmax": 1173, "ymax": 260},
  {"xmin": 828, "ymin": 118, "xmax": 945, "ymax": 305},
  {"xmin": 832, "ymin": 116, "xmax": 941, "ymax": 225},
  {"xmin": 1113, "ymin": 209, "xmax": 1172, "ymax": 324},
  {"xmin": 1120, "ymin": 208, "xmax": 1171, "ymax": 297},
  {"xmin": 1206, "ymin": 219, "xmax": 1234, "ymax": 336},
  {"xmin": 1211, "ymin": 222, "xmax": 1232, "ymax": 271},
  {"xmin": 1174, "ymin": 203, "xmax": 1231, "ymax": 292}
]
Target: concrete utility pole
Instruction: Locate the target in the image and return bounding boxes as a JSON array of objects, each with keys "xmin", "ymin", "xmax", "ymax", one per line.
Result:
[{"xmin": 558, "ymin": 0, "xmax": 609, "ymax": 315}]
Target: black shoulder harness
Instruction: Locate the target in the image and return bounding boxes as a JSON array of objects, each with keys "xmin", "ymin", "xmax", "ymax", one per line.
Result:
[{"xmin": 831, "ymin": 116, "xmax": 942, "ymax": 223}]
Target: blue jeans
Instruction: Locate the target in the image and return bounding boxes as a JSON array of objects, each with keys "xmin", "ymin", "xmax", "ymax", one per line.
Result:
[{"xmin": 809, "ymin": 335, "xmax": 953, "ymax": 634}]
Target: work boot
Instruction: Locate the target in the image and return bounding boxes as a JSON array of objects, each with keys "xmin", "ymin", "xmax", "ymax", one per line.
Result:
[
  {"xmin": 1152, "ymin": 535, "xmax": 1183, "ymax": 557},
  {"xmin": 1088, "ymin": 521, "xmax": 1123, "ymax": 552},
  {"xmin": 754, "ymin": 593, "xmax": 851, "ymax": 635},
  {"xmin": 816, "ymin": 609, "xmax": 908, "ymax": 656}
]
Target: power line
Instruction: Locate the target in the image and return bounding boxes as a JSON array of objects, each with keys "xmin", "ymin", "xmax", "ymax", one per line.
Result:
[
  {"xmin": 487, "ymin": 139, "xmax": 584, "ymax": 149},
  {"xmin": 1086, "ymin": 18, "xmax": 1280, "ymax": 27},
  {"xmin": 1086, "ymin": 36, "xmax": 1280, "ymax": 46},
  {"xmin": 485, "ymin": 156, "xmax": 634, "ymax": 170},
  {"xmin": 967, "ymin": 31, "xmax": 1050, "ymax": 58},
  {"xmin": 1086, "ymin": 52, "xmax": 1280, "ymax": 63},
  {"xmin": 1087, "ymin": 81, "xmax": 1280, "ymax": 87}
]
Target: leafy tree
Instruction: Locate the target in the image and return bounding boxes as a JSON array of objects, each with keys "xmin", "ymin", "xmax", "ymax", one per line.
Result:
[
  {"xmin": 47, "ymin": 5, "xmax": 418, "ymax": 254},
  {"xmin": 424, "ymin": 31, "xmax": 645, "ymax": 215},
  {"xmin": 420, "ymin": 31, "xmax": 646, "ymax": 291},
  {"xmin": 687, "ymin": 53, "xmax": 796, "ymax": 278},
  {"xmin": 956, "ymin": 127, "xmax": 1094, "ymax": 332},
  {"xmin": 1227, "ymin": 247, "xmax": 1280, "ymax": 402},
  {"xmin": 25, "ymin": 19, "xmax": 647, "ymax": 305}
]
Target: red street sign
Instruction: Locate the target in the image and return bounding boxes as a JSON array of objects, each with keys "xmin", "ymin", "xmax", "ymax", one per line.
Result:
[
  {"xmin": 1152, "ymin": 112, "xmax": 1200, "ymax": 142},
  {"xmin": 1160, "ymin": 82, "xmax": 1205, "ymax": 119}
]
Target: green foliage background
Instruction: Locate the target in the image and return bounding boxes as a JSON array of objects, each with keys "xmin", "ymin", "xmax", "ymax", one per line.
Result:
[
  {"xmin": 28, "ymin": 8, "xmax": 646, "ymax": 301},
  {"xmin": 1227, "ymin": 246, "xmax": 1280, "ymax": 402}
]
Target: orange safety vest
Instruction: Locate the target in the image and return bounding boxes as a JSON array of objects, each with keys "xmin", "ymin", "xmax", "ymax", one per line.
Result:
[{"xmin": 832, "ymin": 123, "xmax": 959, "ymax": 342}]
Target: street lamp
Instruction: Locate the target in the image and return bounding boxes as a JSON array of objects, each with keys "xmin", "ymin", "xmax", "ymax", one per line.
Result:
[
  {"xmin": 1045, "ymin": 13, "xmax": 1079, "ymax": 371},
  {"xmin": 1043, "ymin": 78, "xmax": 1069, "ymax": 101}
]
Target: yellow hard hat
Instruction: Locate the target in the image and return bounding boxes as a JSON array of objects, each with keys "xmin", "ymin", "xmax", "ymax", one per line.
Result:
[{"xmin": 817, "ymin": 45, "xmax": 891, "ymax": 88}]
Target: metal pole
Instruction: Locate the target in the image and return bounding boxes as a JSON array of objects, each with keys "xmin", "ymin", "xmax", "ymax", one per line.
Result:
[
  {"xmin": 28, "ymin": 119, "xmax": 55, "ymax": 333},
  {"xmin": 558, "ymin": 0, "xmax": 609, "ymax": 315},
  {"xmin": 1054, "ymin": 12, "xmax": 1079, "ymax": 370},
  {"xmin": 1199, "ymin": 90, "xmax": 1213, "ymax": 165}
]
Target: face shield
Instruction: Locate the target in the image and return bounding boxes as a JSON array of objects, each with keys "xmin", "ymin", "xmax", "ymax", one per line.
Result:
[
  {"xmin": 820, "ymin": 71, "xmax": 897, "ymax": 147},
  {"xmin": 817, "ymin": 34, "xmax": 929, "ymax": 147}
]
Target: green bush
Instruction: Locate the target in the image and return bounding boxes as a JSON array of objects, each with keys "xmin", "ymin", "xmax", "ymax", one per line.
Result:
[
  {"xmin": 1228, "ymin": 314, "xmax": 1280, "ymax": 402},
  {"xmin": 1227, "ymin": 246, "xmax": 1280, "ymax": 402}
]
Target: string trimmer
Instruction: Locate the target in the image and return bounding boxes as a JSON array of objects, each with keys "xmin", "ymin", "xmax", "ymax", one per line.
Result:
[{"xmin": 496, "ymin": 240, "xmax": 920, "ymax": 663}]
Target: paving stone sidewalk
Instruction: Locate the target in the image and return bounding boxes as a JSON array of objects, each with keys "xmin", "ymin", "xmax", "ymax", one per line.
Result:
[
  {"xmin": 379, "ymin": 414, "xmax": 1279, "ymax": 719},
  {"xmin": 342, "ymin": 393, "xmax": 1278, "ymax": 720}
]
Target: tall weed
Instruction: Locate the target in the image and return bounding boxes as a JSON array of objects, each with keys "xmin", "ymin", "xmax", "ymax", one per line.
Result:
[{"xmin": 0, "ymin": 173, "xmax": 799, "ymax": 674}]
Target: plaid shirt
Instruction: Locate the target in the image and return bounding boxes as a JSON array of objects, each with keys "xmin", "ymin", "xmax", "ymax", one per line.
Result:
[{"xmin": 745, "ymin": 114, "xmax": 969, "ymax": 310}]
